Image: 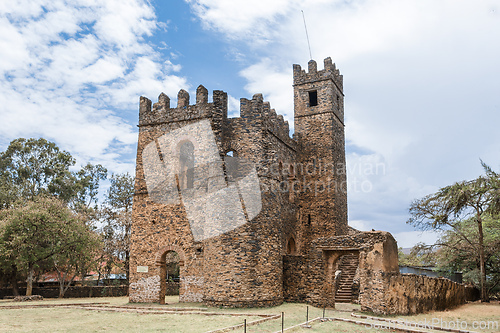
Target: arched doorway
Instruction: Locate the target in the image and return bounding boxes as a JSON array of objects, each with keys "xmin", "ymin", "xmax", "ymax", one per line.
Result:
[
  {"xmin": 165, "ymin": 251, "xmax": 179, "ymax": 282},
  {"xmin": 156, "ymin": 246, "xmax": 185, "ymax": 304}
]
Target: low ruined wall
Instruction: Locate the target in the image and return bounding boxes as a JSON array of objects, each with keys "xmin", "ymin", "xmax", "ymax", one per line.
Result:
[
  {"xmin": 0, "ymin": 286, "xmax": 128, "ymax": 299},
  {"xmin": 366, "ymin": 273, "xmax": 479, "ymax": 315}
]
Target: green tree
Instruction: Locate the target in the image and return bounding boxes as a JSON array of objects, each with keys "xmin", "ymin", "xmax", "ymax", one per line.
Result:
[
  {"xmin": 408, "ymin": 162, "xmax": 500, "ymax": 302},
  {"xmin": 0, "ymin": 196, "xmax": 101, "ymax": 296},
  {"xmin": 0, "ymin": 138, "xmax": 108, "ymax": 295},
  {"xmin": 50, "ymin": 222, "xmax": 101, "ymax": 297},
  {"xmin": 0, "ymin": 138, "xmax": 75, "ymax": 208},
  {"xmin": 72, "ymin": 163, "xmax": 108, "ymax": 211},
  {"xmin": 95, "ymin": 212, "xmax": 120, "ymax": 284},
  {"xmin": 0, "ymin": 218, "xmax": 21, "ymax": 295},
  {"xmin": 105, "ymin": 173, "xmax": 134, "ymax": 283},
  {"xmin": 435, "ymin": 215, "xmax": 500, "ymax": 297},
  {"xmin": 71, "ymin": 163, "xmax": 108, "ymax": 234},
  {"xmin": 0, "ymin": 138, "xmax": 107, "ymax": 211}
]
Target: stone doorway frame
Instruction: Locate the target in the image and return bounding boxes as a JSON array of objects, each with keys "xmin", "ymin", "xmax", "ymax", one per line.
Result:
[
  {"xmin": 155, "ymin": 245, "xmax": 186, "ymax": 304},
  {"xmin": 321, "ymin": 247, "xmax": 360, "ymax": 307}
]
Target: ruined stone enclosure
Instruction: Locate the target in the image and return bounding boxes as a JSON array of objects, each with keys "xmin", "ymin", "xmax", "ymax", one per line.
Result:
[{"xmin": 129, "ymin": 58, "xmax": 471, "ymax": 314}]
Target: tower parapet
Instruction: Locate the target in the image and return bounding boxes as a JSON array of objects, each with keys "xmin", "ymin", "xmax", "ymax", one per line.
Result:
[
  {"xmin": 293, "ymin": 57, "xmax": 343, "ymax": 92},
  {"xmin": 293, "ymin": 57, "xmax": 344, "ymax": 125}
]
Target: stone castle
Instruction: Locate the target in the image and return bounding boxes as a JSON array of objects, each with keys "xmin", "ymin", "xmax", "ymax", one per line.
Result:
[{"xmin": 129, "ymin": 58, "xmax": 474, "ymax": 314}]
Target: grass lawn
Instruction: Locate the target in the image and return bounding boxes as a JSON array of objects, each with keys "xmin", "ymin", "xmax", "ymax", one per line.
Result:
[{"xmin": 0, "ymin": 296, "xmax": 498, "ymax": 333}]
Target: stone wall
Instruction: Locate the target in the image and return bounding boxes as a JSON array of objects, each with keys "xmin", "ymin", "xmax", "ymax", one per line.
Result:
[
  {"xmin": 282, "ymin": 255, "xmax": 308, "ymax": 303},
  {"xmin": 377, "ymin": 274, "xmax": 479, "ymax": 315},
  {"xmin": 0, "ymin": 286, "xmax": 128, "ymax": 299}
]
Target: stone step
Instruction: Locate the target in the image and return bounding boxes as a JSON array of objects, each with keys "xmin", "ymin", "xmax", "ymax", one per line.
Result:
[
  {"xmin": 338, "ymin": 273, "xmax": 356, "ymax": 277},
  {"xmin": 338, "ymin": 282, "xmax": 354, "ymax": 286},
  {"xmin": 334, "ymin": 254, "xmax": 359, "ymax": 304},
  {"xmin": 335, "ymin": 294, "xmax": 352, "ymax": 298}
]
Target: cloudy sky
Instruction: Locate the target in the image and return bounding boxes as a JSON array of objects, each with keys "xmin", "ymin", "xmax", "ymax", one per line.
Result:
[{"xmin": 1, "ymin": 0, "xmax": 499, "ymax": 247}]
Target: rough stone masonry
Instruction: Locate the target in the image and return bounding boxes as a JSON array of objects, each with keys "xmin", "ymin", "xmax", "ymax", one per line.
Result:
[{"xmin": 129, "ymin": 58, "xmax": 474, "ymax": 314}]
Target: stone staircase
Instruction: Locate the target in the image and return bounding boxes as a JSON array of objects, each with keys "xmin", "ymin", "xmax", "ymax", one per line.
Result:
[{"xmin": 335, "ymin": 254, "xmax": 359, "ymax": 303}]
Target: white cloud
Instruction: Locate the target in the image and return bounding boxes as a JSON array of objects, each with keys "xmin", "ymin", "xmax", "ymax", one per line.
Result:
[
  {"xmin": 186, "ymin": 0, "xmax": 299, "ymax": 41},
  {"xmin": 239, "ymin": 59, "xmax": 293, "ymax": 123},
  {"xmin": 93, "ymin": 0, "xmax": 157, "ymax": 48},
  {"xmin": 348, "ymin": 219, "xmax": 370, "ymax": 231},
  {"xmin": 393, "ymin": 230, "xmax": 441, "ymax": 248},
  {"xmin": 0, "ymin": 0, "xmax": 188, "ymax": 173}
]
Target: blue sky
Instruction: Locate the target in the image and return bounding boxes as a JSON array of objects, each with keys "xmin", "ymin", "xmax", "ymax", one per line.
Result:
[{"xmin": 1, "ymin": 0, "xmax": 499, "ymax": 247}]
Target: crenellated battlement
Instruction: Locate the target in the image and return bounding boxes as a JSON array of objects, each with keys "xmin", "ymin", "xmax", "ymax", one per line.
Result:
[
  {"xmin": 293, "ymin": 57, "xmax": 343, "ymax": 92},
  {"xmin": 139, "ymin": 86, "xmax": 292, "ymax": 143},
  {"xmin": 138, "ymin": 86, "xmax": 294, "ymax": 148},
  {"xmin": 235, "ymin": 93, "xmax": 294, "ymax": 148},
  {"xmin": 138, "ymin": 85, "xmax": 227, "ymax": 127}
]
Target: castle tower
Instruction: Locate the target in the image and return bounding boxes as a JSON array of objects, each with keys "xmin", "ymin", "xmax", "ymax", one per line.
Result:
[{"xmin": 293, "ymin": 57, "xmax": 348, "ymax": 241}]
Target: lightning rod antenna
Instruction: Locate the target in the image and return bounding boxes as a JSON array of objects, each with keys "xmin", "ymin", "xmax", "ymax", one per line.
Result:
[{"xmin": 301, "ymin": 10, "xmax": 313, "ymax": 60}]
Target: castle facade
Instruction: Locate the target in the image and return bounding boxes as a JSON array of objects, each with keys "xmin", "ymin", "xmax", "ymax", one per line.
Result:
[{"xmin": 129, "ymin": 58, "xmax": 400, "ymax": 309}]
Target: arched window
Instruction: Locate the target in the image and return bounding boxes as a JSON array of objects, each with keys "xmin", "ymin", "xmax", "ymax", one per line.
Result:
[
  {"xmin": 286, "ymin": 237, "xmax": 297, "ymax": 255},
  {"xmin": 179, "ymin": 141, "xmax": 194, "ymax": 189}
]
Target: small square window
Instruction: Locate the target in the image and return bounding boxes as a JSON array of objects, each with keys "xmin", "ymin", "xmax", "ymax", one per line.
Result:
[{"xmin": 308, "ymin": 91, "xmax": 318, "ymax": 107}]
